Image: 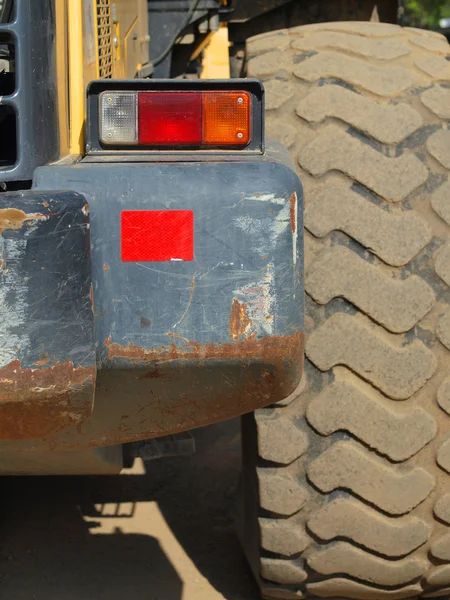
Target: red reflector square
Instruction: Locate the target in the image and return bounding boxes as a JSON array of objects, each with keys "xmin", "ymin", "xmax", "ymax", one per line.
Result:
[
  {"xmin": 121, "ymin": 210, "xmax": 194, "ymax": 262},
  {"xmin": 138, "ymin": 92, "xmax": 202, "ymax": 145}
]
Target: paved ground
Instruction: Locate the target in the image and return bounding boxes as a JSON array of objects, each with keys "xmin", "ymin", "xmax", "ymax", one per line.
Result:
[{"xmin": 0, "ymin": 419, "xmax": 260, "ymax": 600}]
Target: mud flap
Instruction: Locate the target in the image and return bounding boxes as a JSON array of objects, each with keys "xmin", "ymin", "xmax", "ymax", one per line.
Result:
[{"xmin": 0, "ymin": 191, "xmax": 96, "ymax": 440}]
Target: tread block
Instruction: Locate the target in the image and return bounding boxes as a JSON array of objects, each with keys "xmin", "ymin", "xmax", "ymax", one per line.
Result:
[
  {"xmin": 296, "ymin": 85, "xmax": 422, "ymax": 144},
  {"xmin": 411, "ymin": 36, "xmax": 450, "ymax": 53},
  {"xmin": 405, "ymin": 27, "xmax": 447, "ymax": 40},
  {"xmin": 264, "ymin": 79, "xmax": 295, "ymax": 110},
  {"xmin": 308, "ymin": 496, "xmax": 430, "ymax": 556},
  {"xmin": 247, "ymin": 50, "xmax": 292, "ymax": 79},
  {"xmin": 437, "ymin": 377, "xmax": 450, "ymax": 416},
  {"xmin": 305, "ymin": 313, "xmax": 436, "ymax": 400},
  {"xmin": 261, "ymin": 586, "xmax": 305, "ymax": 600},
  {"xmin": 307, "ymin": 579, "xmax": 422, "ymax": 599},
  {"xmin": 431, "ymin": 181, "xmax": 450, "ymax": 226},
  {"xmin": 426, "ymin": 565, "xmax": 450, "ymax": 587},
  {"xmin": 434, "ymin": 241, "xmax": 450, "ymax": 287},
  {"xmin": 306, "ymin": 246, "xmax": 434, "ymax": 333},
  {"xmin": 434, "ymin": 494, "xmax": 450, "ymax": 524},
  {"xmin": 427, "ymin": 129, "xmax": 450, "ymax": 170},
  {"xmin": 437, "ymin": 310, "xmax": 450, "ymax": 351},
  {"xmin": 258, "ymin": 470, "xmax": 310, "ymax": 516},
  {"xmin": 257, "ymin": 414, "xmax": 309, "ymax": 465},
  {"xmin": 307, "ymin": 441, "xmax": 435, "ymax": 514},
  {"xmin": 290, "ymin": 22, "xmax": 402, "ymax": 37},
  {"xmin": 260, "ymin": 519, "xmax": 310, "ymax": 556},
  {"xmin": 431, "ymin": 533, "xmax": 450, "ymax": 560},
  {"xmin": 307, "ymin": 541, "xmax": 428, "ymax": 585},
  {"xmin": 306, "ymin": 380, "xmax": 436, "ymax": 461},
  {"xmin": 437, "ymin": 437, "xmax": 450, "ymax": 473},
  {"xmin": 298, "ymin": 126, "xmax": 428, "ymax": 202},
  {"xmin": 415, "ymin": 56, "xmax": 450, "ymax": 80},
  {"xmin": 247, "ymin": 32, "xmax": 291, "ymax": 58},
  {"xmin": 292, "ymin": 31, "xmax": 410, "ymax": 59},
  {"xmin": 293, "ymin": 52, "xmax": 416, "ymax": 96},
  {"xmin": 266, "ymin": 121, "xmax": 297, "ymax": 149},
  {"xmin": 304, "ymin": 183, "xmax": 431, "ymax": 266},
  {"xmin": 261, "ymin": 558, "xmax": 307, "ymax": 585},
  {"xmin": 421, "ymin": 86, "xmax": 450, "ymax": 119}
]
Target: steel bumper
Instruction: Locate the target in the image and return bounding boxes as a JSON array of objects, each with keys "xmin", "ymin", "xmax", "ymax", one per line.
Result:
[{"xmin": 0, "ymin": 142, "xmax": 304, "ymax": 450}]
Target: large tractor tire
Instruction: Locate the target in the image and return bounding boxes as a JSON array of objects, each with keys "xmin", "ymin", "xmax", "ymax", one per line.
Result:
[{"xmin": 242, "ymin": 21, "xmax": 450, "ymax": 600}]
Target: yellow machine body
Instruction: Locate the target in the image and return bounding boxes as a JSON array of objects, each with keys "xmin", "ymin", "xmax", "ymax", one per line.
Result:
[{"xmin": 57, "ymin": 0, "xmax": 149, "ymax": 156}]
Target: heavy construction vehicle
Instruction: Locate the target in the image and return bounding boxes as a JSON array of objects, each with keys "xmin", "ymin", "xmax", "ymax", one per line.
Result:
[{"xmin": 1, "ymin": 1, "xmax": 450, "ymax": 599}]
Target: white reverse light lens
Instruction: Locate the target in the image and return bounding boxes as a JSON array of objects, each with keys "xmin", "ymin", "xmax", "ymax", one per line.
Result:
[{"xmin": 100, "ymin": 92, "xmax": 137, "ymax": 145}]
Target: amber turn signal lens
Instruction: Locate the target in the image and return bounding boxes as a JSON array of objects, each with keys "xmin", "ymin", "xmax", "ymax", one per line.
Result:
[{"xmin": 202, "ymin": 91, "xmax": 251, "ymax": 146}]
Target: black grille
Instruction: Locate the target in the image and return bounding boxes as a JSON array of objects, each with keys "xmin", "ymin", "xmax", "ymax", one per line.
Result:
[{"xmin": 0, "ymin": 0, "xmax": 59, "ymax": 184}]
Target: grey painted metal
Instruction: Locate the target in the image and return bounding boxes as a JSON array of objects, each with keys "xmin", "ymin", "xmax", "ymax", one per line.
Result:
[
  {"xmin": 34, "ymin": 141, "xmax": 303, "ymax": 360},
  {"xmin": 0, "ymin": 0, "xmax": 59, "ymax": 183},
  {"xmin": 0, "ymin": 141, "xmax": 303, "ymax": 461},
  {"xmin": 0, "ymin": 190, "xmax": 95, "ymax": 441}
]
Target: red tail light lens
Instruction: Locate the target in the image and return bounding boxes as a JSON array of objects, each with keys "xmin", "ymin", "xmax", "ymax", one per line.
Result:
[
  {"xmin": 138, "ymin": 92, "xmax": 202, "ymax": 145},
  {"xmin": 100, "ymin": 90, "xmax": 251, "ymax": 147}
]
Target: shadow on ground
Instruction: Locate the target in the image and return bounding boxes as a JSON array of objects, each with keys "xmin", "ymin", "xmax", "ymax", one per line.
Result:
[{"xmin": 0, "ymin": 418, "xmax": 259, "ymax": 600}]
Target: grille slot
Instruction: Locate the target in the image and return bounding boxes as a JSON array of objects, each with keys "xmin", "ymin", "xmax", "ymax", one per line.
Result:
[
  {"xmin": 0, "ymin": 105, "xmax": 16, "ymax": 167},
  {"xmin": 0, "ymin": 0, "xmax": 59, "ymax": 183},
  {"xmin": 97, "ymin": 0, "xmax": 113, "ymax": 78},
  {"xmin": 0, "ymin": 34, "xmax": 15, "ymax": 96}
]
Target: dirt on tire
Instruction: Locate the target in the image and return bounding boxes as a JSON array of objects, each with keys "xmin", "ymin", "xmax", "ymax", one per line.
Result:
[{"xmin": 241, "ymin": 21, "xmax": 450, "ymax": 600}]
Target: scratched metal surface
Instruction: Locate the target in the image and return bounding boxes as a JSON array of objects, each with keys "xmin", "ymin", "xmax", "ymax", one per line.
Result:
[
  {"xmin": 34, "ymin": 142, "xmax": 303, "ymax": 363},
  {"xmin": 0, "ymin": 141, "xmax": 305, "ymax": 451},
  {"xmin": 0, "ymin": 191, "xmax": 95, "ymax": 440}
]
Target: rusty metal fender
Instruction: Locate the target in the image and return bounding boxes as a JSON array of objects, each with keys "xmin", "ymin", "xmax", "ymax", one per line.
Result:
[
  {"xmin": 0, "ymin": 191, "xmax": 96, "ymax": 440},
  {"xmin": 0, "ymin": 141, "xmax": 303, "ymax": 451}
]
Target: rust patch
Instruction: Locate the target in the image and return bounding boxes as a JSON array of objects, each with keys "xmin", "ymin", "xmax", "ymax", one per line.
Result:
[
  {"xmin": 0, "ymin": 208, "xmax": 47, "ymax": 234},
  {"xmin": 0, "ymin": 360, "xmax": 96, "ymax": 440},
  {"xmin": 103, "ymin": 263, "xmax": 109, "ymax": 271},
  {"xmin": 104, "ymin": 331, "xmax": 303, "ymax": 371},
  {"xmin": 11, "ymin": 334, "xmax": 304, "ymax": 451},
  {"xmin": 167, "ymin": 332, "xmax": 189, "ymax": 342},
  {"xmin": 229, "ymin": 299, "xmax": 252, "ymax": 341},
  {"xmin": 35, "ymin": 358, "xmax": 50, "ymax": 366},
  {"xmin": 290, "ymin": 192, "xmax": 297, "ymax": 233}
]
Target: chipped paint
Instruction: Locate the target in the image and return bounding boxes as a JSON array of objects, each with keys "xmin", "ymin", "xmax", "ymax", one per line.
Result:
[
  {"xmin": 0, "ymin": 208, "xmax": 47, "ymax": 233},
  {"xmin": 233, "ymin": 264, "xmax": 275, "ymax": 337},
  {"xmin": 245, "ymin": 193, "xmax": 286, "ymax": 205},
  {"xmin": 0, "ymin": 238, "xmax": 30, "ymax": 368},
  {"xmin": 229, "ymin": 299, "xmax": 252, "ymax": 340},
  {"xmin": 290, "ymin": 192, "xmax": 298, "ymax": 266},
  {"xmin": 235, "ymin": 193, "xmax": 292, "ymax": 259},
  {"xmin": 104, "ymin": 331, "xmax": 302, "ymax": 367}
]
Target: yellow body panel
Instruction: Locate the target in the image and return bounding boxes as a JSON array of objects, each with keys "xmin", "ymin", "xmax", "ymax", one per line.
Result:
[
  {"xmin": 66, "ymin": 0, "xmax": 149, "ymax": 155},
  {"xmin": 201, "ymin": 27, "xmax": 230, "ymax": 79},
  {"xmin": 55, "ymin": 0, "xmax": 70, "ymax": 157}
]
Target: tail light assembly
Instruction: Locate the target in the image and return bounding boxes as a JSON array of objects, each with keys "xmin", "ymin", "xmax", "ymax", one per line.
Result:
[{"xmin": 86, "ymin": 80, "xmax": 264, "ymax": 156}]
